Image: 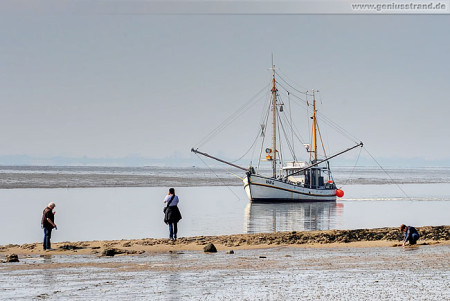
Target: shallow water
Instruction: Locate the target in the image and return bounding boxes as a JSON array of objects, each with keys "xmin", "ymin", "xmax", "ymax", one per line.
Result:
[
  {"xmin": 1, "ymin": 245, "xmax": 449, "ymax": 300},
  {"xmin": 1, "ymin": 183, "xmax": 449, "ymax": 245}
]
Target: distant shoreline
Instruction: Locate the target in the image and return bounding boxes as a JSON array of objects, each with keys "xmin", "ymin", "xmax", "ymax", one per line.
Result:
[
  {"xmin": 1, "ymin": 172, "xmax": 450, "ymax": 189},
  {"xmin": 0, "ymin": 172, "xmax": 241, "ymax": 189},
  {"xmin": 2, "ymin": 226, "xmax": 448, "ymax": 257}
]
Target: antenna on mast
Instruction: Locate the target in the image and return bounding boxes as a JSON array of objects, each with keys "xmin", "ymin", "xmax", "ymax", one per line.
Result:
[{"xmin": 269, "ymin": 53, "xmax": 276, "ymax": 75}]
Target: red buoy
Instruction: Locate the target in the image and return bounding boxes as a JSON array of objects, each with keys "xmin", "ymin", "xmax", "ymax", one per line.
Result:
[{"xmin": 336, "ymin": 189, "xmax": 344, "ymax": 198}]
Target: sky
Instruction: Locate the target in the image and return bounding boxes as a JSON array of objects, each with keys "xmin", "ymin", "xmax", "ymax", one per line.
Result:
[{"xmin": 0, "ymin": 1, "xmax": 449, "ymax": 167}]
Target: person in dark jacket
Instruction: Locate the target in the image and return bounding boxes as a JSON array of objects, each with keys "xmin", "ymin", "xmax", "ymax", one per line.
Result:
[
  {"xmin": 163, "ymin": 188, "xmax": 182, "ymax": 241},
  {"xmin": 41, "ymin": 202, "xmax": 57, "ymax": 250},
  {"xmin": 400, "ymin": 224, "xmax": 419, "ymax": 246}
]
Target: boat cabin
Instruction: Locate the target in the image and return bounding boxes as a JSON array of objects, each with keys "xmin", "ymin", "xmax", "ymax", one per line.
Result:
[
  {"xmin": 281, "ymin": 161, "xmax": 307, "ymax": 185},
  {"xmin": 282, "ymin": 161, "xmax": 333, "ymax": 189}
]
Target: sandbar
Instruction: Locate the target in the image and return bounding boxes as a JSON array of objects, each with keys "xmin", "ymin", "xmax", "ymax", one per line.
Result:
[{"xmin": 1, "ymin": 226, "xmax": 448, "ymax": 257}]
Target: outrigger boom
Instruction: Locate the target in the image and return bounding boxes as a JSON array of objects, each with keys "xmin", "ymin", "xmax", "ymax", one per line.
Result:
[
  {"xmin": 290, "ymin": 142, "xmax": 364, "ymax": 176},
  {"xmin": 191, "ymin": 148, "xmax": 249, "ymax": 172}
]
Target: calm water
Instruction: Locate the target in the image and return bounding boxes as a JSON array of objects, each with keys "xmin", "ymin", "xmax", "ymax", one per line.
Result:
[
  {"xmin": 1, "ymin": 167, "xmax": 450, "ymax": 300},
  {"xmin": 1, "ymin": 183, "xmax": 449, "ymax": 245}
]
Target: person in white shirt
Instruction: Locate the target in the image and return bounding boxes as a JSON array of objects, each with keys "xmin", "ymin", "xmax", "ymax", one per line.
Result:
[{"xmin": 163, "ymin": 188, "xmax": 182, "ymax": 241}]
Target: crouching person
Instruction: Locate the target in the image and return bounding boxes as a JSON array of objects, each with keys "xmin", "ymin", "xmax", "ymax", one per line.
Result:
[{"xmin": 400, "ymin": 224, "xmax": 419, "ymax": 246}]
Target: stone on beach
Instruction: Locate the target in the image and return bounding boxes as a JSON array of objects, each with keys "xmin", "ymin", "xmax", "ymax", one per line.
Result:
[
  {"xmin": 59, "ymin": 244, "xmax": 85, "ymax": 251},
  {"xmin": 6, "ymin": 254, "xmax": 19, "ymax": 262},
  {"xmin": 101, "ymin": 247, "xmax": 142, "ymax": 256},
  {"xmin": 203, "ymin": 243, "xmax": 217, "ymax": 253},
  {"xmin": 102, "ymin": 248, "xmax": 121, "ymax": 256}
]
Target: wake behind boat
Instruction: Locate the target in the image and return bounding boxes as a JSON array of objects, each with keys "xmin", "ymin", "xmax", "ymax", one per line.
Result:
[{"xmin": 192, "ymin": 62, "xmax": 363, "ymax": 202}]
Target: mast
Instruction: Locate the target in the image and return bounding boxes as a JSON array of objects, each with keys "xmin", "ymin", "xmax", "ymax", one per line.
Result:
[
  {"xmin": 271, "ymin": 61, "xmax": 277, "ymax": 178},
  {"xmin": 311, "ymin": 90, "xmax": 318, "ymax": 163}
]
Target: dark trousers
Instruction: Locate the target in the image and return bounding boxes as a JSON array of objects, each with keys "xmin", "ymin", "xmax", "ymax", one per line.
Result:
[
  {"xmin": 43, "ymin": 228, "xmax": 52, "ymax": 250},
  {"xmin": 409, "ymin": 233, "xmax": 419, "ymax": 245},
  {"xmin": 168, "ymin": 222, "xmax": 178, "ymax": 239}
]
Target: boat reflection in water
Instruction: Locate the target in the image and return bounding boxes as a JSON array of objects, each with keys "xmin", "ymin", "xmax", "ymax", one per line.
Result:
[{"xmin": 244, "ymin": 201, "xmax": 343, "ymax": 233}]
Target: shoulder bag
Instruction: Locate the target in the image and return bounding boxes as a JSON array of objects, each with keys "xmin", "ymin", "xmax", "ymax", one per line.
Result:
[{"xmin": 163, "ymin": 195, "xmax": 175, "ymax": 213}]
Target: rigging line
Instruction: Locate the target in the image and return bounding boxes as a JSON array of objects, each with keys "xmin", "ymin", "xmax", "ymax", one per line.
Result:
[
  {"xmin": 288, "ymin": 99, "xmax": 360, "ymax": 145},
  {"xmin": 194, "ymin": 154, "xmax": 242, "ymax": 200},
  {"xmin": 279, "ymin": 118, "xmax": 296, "ymax": 160},
  {"xmin": 279, "ymin": 84, "xmax": 360, "ymax": 144},
  {"xmin": 348, "ymin": 146, "xmax": 362, "ymax": 181},
  {"xmin": 257, "ymin": 101, "xmax": 271, "ymax": 171},
  {"xmin": 278, "ymin": 113, "xmax": 299, "ymax": 160},
  {"xmin": 313, "ymin": 104, "xmax": 360, "ymax": 143},
  {"xmin": 316, "ymin": 112, "xmax": 360, "ymax": 143},
  {"xmin": 276, "ymin": 78, "xmax": 360, "ymax": 144},
  {"xmin": 363, "ymin": 147, "xmax": 413, "ymax": 201},
  {"xmin": 230, "ymin": 129, "xmax": 261, "ymax": 163},
  {"xmin": 250, "ymin": 139, "xmax": 257, "ymax": 168},
  {"xmin": 272, "ymin": 90, "xmax": 307, "ymax": 145},
  {"xmin": 288, "ymin": 95, "xmax": 310, "ymax": 112},
  {"xmin": 275, "ymin": 71, "xmax": 309, "ymax": 95},
  {"xmin": 300, "ymin": 101, "xmax": 359, "ymax": 144},
  {"xmin": 196, "ymin": 90, "xmax": 264, "ymax": 148},
  {"xmin": 251, "ymin": 104, "xmax": 268, "ymax": 169},
  {"xmin": 316, "ymin": 121, "xmax": 328, "ymax": 158},
  {"xmin": 288, "ymin": 91, "xmax": 294, "ymax": 156},
  {"xmin": 276, "ymin": 81, "xmax": 309, "ymax": 105},
  {"xmin": 195, "ymin": 84, "xmax": 269, "ymax": 148},
  {"xmin": 306, "ymin": 92, "xmax": 311, "ymax": 155},
  {"xmin": 315, "ymin": 92, "xmax": 330, "ymax": 152},
  {"xmin": 310, "ymin": 119, "xmax": 314, "ymax": 162},
  {"xmin": 276, "ymin": 110, "xmax": 283, "ymax": 169},
  {"xmin": 279, "ymin": 112, "xmax": 307, "ymax": 146},
  {"xmin": 276, "ymin": 85, "xmax": 315, "ymax": 116},
  {"xmin": 277, "ymin": 113, "xmax": 289, "ymax": 157},
  {"xmin": 318, "ymin": 91, "xmax": 323, "ymax": 105}
]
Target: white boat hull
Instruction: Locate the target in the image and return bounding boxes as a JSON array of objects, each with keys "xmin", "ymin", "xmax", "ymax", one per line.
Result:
[{"xmin": 244, "ymin": 174, "xmax": 336, "ymax": 202}]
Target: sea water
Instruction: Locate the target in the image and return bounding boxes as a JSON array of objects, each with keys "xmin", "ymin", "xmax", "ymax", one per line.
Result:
[
  {"xmin": 0, "ymin": 167, "xmax": 449, "ymax": 245},
  {"xmin": 1, "ymin": 167, "xmax": 449, "ymax": 301}
]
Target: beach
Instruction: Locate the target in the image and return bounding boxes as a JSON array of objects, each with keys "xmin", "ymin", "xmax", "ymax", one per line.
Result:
[{"xmin": 1, "ymin": 226, "xmax": 449, "ymax": 300}]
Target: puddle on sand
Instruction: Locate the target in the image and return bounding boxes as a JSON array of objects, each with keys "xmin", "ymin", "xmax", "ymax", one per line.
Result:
[{"xmin": 1, "ymin": 246, "xmax": 449, "ymax": 300}]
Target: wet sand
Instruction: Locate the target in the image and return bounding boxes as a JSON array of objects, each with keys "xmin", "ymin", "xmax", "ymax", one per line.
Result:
[
  {"xmin": 1, "ymin": 226, "xmax": 449, "ymax": 300},
  {"xmin": 1, "ymin": 243, "xmax": 449, "ymax": 300},
  {"xmin": 3, "ymin": 167, "xmax": 448, "ymax": 188},
  {"xmin": 0, "ymin": 172, "xmax": 240, "ymax": 188},
  {"xmin": 1, "ymin": 226, "xmax": 448, "ymax": 257}
]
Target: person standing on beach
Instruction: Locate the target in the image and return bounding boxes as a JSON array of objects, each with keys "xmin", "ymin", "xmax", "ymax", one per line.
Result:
[
  {"xmin": 41, "ymin": 202, "xmax": 57, "ymax": 250},
  {"xmin": 163, "ymin": 188, "xmax": 182, "ymax": 241},
  {"xmin": 401, "ymin": 224, "xmax": 419, "ymax": 246}
]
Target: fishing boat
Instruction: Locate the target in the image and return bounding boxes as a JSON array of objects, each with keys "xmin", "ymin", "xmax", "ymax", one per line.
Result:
[{"xmin": 192, "ymin": 62, "xmax": 363, "ymax": 202}]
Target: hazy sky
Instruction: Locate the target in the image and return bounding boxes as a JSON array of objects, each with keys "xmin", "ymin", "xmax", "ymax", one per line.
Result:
[{"xmin": 0, "ymin": 2, "xmax": 449, "ymax": 165}]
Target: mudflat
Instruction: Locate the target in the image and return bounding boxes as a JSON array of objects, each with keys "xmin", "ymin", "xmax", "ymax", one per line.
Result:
[{"xmin": 1, "ymin": 226, "xmax": 449, "ymax": 299}]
